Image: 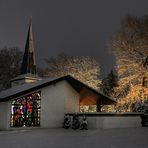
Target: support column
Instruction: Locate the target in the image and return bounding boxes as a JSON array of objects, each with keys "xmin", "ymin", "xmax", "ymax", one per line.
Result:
[{"xmin": 97, "ymin": 99, "xmax": 101, "ymax": 112}]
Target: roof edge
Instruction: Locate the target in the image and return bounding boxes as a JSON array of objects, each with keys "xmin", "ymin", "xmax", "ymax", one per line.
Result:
[{"xmin": 0, "ymin": 75, "xmax": 116, "ymax": 104}]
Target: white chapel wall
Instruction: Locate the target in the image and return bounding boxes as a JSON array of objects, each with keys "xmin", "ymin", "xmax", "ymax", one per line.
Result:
[
  {"xmin": 40, "ymin": 80, "xmax": 80, "ymax": 128},
  {"xmin": 0, "ymin": 101, "xmax": 9, "ymax": 130},
  {"xmin": 1, "ymin": 79, "xmax": 80, "ymax": 129},
  {"xmin": 64, "ymin": 82, "xmax": 79, "ymax": 113}
]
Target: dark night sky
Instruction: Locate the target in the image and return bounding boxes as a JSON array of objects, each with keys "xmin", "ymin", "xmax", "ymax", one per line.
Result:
[{"xmin": 0, "ymin": 0, "xmax": 148, "ymax": 76}]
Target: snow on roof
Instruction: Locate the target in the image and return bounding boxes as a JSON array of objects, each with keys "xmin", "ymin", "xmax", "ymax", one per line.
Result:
[
  {"xmin": 0, "ymin": 76, "xmax": 61, "ymax": 100},
  {"xmin": 11, "ymin": 73, "xmax": 42, "ymax": 81},
  {"xmin": 0, "ymin": 75, "xmax": 116, "ymax": 104}
]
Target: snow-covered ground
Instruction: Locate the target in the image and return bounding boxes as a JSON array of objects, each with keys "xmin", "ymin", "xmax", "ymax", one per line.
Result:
[{"xmin": 0, "ymin": 128, "xmax": 148, "ymax": 148}]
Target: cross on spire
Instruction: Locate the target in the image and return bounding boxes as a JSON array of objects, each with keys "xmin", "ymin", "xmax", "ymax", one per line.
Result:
[{"xmin": 21, "ymin": 17, "xmax": 37, "ymax": 74}]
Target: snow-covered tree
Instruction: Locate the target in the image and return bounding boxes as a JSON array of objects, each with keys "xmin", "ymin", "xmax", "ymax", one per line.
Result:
[
  {"xmin": 131, "ymin": 99, "xmax": 148, "ymax": 113},
  {"xmin": 110, "ymin": 15, "xmax": 148, "ymax": 112},
  {"xmin": 101, "ymin": 70, "xmax": 118, "ymax": 97},
  {"xmin": 45, "ymin": 53, "xmax": 101, "ymax": 90},
  {"xmin": 100, "ymin": 70, "xmax": 118, "ymax": 112}
]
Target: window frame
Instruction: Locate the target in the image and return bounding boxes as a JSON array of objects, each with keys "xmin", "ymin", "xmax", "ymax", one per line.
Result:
[{"xmin": 10, "ymin": 90, "xmax": 41, "ymax": 128}]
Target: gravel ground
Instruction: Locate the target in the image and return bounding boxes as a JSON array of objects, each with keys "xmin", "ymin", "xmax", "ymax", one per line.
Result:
[{"xmin": 0, "ymin": 127, "xmax": 148, "ymax": 148}]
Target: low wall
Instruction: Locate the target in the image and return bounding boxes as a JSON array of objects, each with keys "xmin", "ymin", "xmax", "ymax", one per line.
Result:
[{"xmin": 66, "ymin": 112, "xmax": 143, "ymax": 129}]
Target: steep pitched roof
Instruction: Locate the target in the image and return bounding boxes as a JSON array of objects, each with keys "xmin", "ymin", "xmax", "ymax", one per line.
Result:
[
  {"xmin": 21, "ymin": 17, "xmax": 36, "ymax": 74},
  {"xmin": 0, "ymin": 75, "xmax": 116, "ymax": 105}
]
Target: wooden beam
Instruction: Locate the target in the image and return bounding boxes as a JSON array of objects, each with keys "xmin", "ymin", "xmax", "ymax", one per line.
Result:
[{"xmin": 97, "ymin": 99, "xmax": 101, "ymax": 112}]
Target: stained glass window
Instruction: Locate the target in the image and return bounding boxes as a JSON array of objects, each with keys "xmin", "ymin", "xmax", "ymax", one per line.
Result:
[{"xmin": 11, "ymin": 91, "xmax": 41, "ymax": 127}]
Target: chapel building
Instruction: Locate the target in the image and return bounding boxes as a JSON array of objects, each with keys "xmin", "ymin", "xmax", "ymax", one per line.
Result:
[{"xmin": 0, "ymin": 18, "xmax": 115, "ymax": 130}]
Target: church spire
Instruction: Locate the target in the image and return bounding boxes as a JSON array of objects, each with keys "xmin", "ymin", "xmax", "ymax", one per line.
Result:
[
  {"xmin": 21, "ymin": 17, "xmax": 37, "ymax": 74},
  {"xmin": 10, "ymin": 17, "xmax": 41, "ymax": 87}
]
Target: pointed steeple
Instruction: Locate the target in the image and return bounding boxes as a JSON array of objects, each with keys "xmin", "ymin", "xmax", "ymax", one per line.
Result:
[
  {"xmin": 10, "ymin": 17, "xmax": 42, "ymax": 87},
  {"xmin": 21, "ymin": 17, "xmax": 37, "ymax": 74}
]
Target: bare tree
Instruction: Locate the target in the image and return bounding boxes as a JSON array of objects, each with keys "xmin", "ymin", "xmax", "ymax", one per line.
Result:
[
  {"xmin": 109, "ymin": 15, "xmax": 148, "ymax": 112},
  {"xmin": 0, "ymin": 47, "xmax": 23, "ymax": 90},
  {"xmin": 45, "ymin": 53, "xmax": 101, "ymax": 89}
]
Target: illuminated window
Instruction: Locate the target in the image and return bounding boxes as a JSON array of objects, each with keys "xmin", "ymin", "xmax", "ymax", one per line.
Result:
[
  {"xmin": 11, "ymin": 91, "xmax": 41, "ymax": 127},
  {"xmin": 80, "ymin": 105, "xmax": 97, "ymax": 112}
]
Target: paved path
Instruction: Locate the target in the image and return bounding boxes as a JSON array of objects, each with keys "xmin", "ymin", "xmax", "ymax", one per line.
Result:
[{"xmin": 0, "ymin": 128, "xmax": 148, "ymax": 148}]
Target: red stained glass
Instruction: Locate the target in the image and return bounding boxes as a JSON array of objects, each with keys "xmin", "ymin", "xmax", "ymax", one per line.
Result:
[{"xmin": 11, "ymin": 91, "xmax": 41, "ymax": 127}]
